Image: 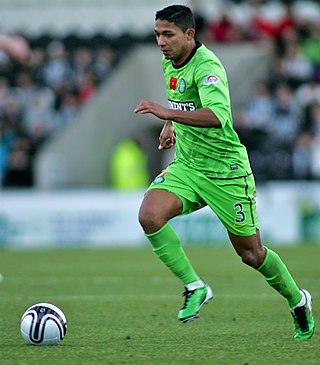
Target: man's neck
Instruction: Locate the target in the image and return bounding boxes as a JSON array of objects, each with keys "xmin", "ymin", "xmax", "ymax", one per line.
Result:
[{"xmin": 172, "ymin": 41, "xmax": 199, "ymax": 68}]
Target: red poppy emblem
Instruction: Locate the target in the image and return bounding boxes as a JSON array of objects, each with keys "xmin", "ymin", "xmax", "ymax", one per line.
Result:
[{"xmin": 170, "ymin": 77, "xmax": 177, "ymax": 90}]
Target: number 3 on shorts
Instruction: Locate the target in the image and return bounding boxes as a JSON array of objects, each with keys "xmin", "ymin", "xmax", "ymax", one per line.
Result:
[{"xmin": 234, "ymin": 203, "xmax": 245, "ymax": 223}]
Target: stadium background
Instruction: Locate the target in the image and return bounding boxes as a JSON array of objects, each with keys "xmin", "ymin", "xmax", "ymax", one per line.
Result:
[{"xmin": 1, "ymin": 0, "xmax": 320, "ymax": 247}]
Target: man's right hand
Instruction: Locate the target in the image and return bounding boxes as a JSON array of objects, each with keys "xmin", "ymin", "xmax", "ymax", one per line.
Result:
[{"xmin": 159, "ymin": 121, "xmax": 176, "ymax": 150}]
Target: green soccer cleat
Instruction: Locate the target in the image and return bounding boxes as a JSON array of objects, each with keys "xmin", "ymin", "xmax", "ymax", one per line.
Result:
[
  {"xmin": 178, "ymin": 284, "xmax": 213, "ymax": 323},
  {"xmin": 291, "ymin": 289, "xmax": 315, "ymax": 340}
]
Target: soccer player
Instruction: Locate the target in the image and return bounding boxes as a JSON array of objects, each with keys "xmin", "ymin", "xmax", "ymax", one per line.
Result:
[{"xmin": 134, "ymin": 4, "xmax": 314, "ymax": 340}]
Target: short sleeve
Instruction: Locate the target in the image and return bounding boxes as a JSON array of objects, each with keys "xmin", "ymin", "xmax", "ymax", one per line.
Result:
[{"xmin": 194, "ymin": 59, "xmax": 232, "ymax": 128}]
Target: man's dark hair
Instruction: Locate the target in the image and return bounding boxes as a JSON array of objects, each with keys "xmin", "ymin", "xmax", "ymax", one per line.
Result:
[{"xmin": 155, "ymin": 5, "xmax": 195, "ymax": 32}]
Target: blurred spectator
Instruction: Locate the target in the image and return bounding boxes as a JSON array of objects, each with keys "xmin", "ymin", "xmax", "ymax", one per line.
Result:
[
  {"xmin": 13, "ymin": 70, "xmax": 56, "ymax": 134},
  {"xmin": 295, "ymin": 80, "xmax": 320, "ymax": 109},
  {"xmin": 29, "ymin": 122, "xmax": 48, "ymax": 155},
  {"xmin": 237, "ymin": 82, "xmax": 272, "ymax": 151},
  {"xmin": 309, "ymin": 102, "xmax": 320, "ymax": 135},
  {"xmin": 268, "ymin": 83, "xmax": 302, "ymax": 146},
  {"xmin": 77, "ymin": 71, "xmax": 96, "ymax": 104},
  {"xmin": 71, "ymin": 47, "xmax": 93, "ymax": 90},
  {"xmin": 2, "ymin": 136, "xmax": 33, "ymax": 187},
  {"xmin": 28, "ymin": 47, "xmax": 46, "ymax": 85},
  {"xmin": 301, "ymin": 99, "xmax": 320, "ymax": 134},
  {"xmin": 240, "ymin": 82, "xmax": 273, "ymax": 130},
  {"xmin": 310, "ymin": 134, "xmax": 320, "ymax": 178},
  {"xmin": 92, "ymin": 47, "xmax": 114, "ymax": 84},
  {"xmin": 207, "ymin": 12, "xmax": 242, "ymax": 42},
  {"xmin": 42, "ymin": 41, "xmax": 71, "ymax": 91},
  {"xmin": 0, "ymin": 76, "xmax": 10, "ymax": 109},
  {"xmin": 0, "ymin": 120, "xmax": 17, "ymax": 184},
  {"xmin": 299, "ymin": 22, "xmax": 320, "ymax": 76},
  {"xmin": 53, "ymin": 91, "xmax": 79, "ymax": 129},
  {"xmin": 14, "ymin": 71, "xmax": 38, "ymax": 107},
  {"xmin": 292, "ymin": 132, "xmax": 313, "ymax": 179},
  {"xmin": 299, "ymin": 102, "xmax": 320, "ymax": 179},
  {"xmin": 276, "ymin": 41, "xmax": 313, "ymax": 89},
  {"xmin": 1, "ymin": 94, "xmax": 23, "ymax": 124},
  {"xmin": 23, "ymin": 89, "xmax": 55, "ymax": 134},
  {"xmin": 110, "ymin": 138, "xmax": 149, "ymax": 190}
]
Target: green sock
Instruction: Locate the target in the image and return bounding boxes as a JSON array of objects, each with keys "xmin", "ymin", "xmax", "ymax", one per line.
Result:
[
  {"xmin": 146, "ymin": 223, "xmax": 200, "ymax": 285},
  {"xmin": 258, "ymin": 247, "xmax": 302, "ymax": 308}
]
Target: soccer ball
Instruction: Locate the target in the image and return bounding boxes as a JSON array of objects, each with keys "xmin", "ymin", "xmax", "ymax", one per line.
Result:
[{"xmin": 20, "ymin": 303, "xmax": 67, "ymax": 345}]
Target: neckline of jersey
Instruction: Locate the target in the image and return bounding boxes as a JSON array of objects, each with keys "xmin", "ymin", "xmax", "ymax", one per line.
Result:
[{"xmin": 171, "ymin": 41, "xmax": 202, "ymax": 69}]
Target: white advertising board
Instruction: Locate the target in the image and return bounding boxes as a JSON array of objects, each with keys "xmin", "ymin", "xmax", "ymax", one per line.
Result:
[
  {"xmin": 0, "ymin": 190, "xmax": 145, "ymax": 248},
  {"xmin": 1, "ymin": 182, "xmax": 320, "ymax": 248}
]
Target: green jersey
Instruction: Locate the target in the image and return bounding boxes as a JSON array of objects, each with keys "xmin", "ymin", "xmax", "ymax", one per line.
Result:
[{"xmin": 163, "ymin": 42, "xmax": 252, "ymax": 179}]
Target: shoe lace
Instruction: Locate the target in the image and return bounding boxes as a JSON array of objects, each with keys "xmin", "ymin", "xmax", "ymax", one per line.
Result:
[
  {"xmin": 292, "ymin": 305, "xmax": 309, "ymax": 332},
  {"xmin": 181, "ymin": 289, "xmax": 195, "ymax": 309}
]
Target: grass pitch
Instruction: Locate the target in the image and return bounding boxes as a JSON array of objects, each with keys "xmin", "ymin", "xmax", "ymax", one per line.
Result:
[{"xmin": 0, "ymin": 245, "xmax": 319, "ymax": 365}]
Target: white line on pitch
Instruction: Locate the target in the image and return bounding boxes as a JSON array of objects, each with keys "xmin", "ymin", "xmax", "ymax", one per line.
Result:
[{"xmin": 0, "ymin": 293, "xmax": 284, "ymax": 303}]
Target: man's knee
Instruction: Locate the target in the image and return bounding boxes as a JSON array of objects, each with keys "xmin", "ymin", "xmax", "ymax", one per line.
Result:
[
  {"xmin": 138, "ymin": 206, "xmax": 166, "ymax": 234},
  {"xmin": 138, "ymin": 189, "xmax": 182, "ymax": 234},
  {"xmin": 138, "ymin": 209, "xmax": 156, "ymax": 231},
  {"xmin": 240, "ymin": 247, "xmax": 265, "ymax": 269}
]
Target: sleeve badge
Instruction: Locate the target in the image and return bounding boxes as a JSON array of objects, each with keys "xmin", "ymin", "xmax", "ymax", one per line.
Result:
[{"xmin": 203, "ymin": 75, "xmax": 219, "ymax": 85}]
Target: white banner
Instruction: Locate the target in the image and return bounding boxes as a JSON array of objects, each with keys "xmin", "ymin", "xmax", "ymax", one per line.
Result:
[
  {"xmin": 1, "ymin": 183, "xmax": 320, "ymax": 248},
  {"xmin": 0, "ymin": 190, "xmax": 145, "ymax": 248}
]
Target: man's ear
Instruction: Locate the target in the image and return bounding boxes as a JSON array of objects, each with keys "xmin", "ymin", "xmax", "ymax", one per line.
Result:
[{"xmin": 186, "ymin": 28, "xmax": 195, "ymax": 41}]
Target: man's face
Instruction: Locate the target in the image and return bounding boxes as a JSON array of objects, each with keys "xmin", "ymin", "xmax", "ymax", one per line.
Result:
[{"xmin": 155, "ymin": 19, "xmax": 192, "ymax": 65}]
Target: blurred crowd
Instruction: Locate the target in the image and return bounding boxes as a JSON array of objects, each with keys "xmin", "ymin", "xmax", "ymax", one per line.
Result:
[
  {"xmin": 1, "ymin": 0, "xmax": 320, "ymax": 188},
  {"xmin": 0, "ymin": 35, "xmax": 117, "ymax": 187}
]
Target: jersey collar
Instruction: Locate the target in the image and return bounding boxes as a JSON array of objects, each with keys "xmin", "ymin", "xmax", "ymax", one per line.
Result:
[{"xmin": 172, "ymin": 41, "xmax": 202, "ymax": 69}]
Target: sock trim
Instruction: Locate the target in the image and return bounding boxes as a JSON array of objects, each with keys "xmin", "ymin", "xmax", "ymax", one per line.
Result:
[{"xmin": 145, "ymin": 223, "xmax": 168, "ymax": 238}]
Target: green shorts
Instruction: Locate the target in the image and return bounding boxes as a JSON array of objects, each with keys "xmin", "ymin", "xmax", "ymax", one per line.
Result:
[{"xmin": 148, "ymin": 162, "xmax": 259, "ymax": 236}]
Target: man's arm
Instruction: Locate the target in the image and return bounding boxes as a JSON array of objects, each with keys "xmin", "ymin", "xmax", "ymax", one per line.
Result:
[{"xmin": 134, "ymin": 100, "xmax": 222, "ymax": 128}]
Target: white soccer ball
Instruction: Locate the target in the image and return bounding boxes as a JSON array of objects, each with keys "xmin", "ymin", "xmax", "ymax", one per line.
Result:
[{"xmin": 20, "ymin": 303, "xmax": 67, "ymax": 346}]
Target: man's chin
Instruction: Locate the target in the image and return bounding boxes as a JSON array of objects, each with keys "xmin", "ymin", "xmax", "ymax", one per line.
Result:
[{"xmin": 162, "ymin": 50, "xmax": 172, "ymax": 58}]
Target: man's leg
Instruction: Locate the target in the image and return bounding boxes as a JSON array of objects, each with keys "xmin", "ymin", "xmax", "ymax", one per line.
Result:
[
  {"xmin": 228, "ymin": 230, "xmax": 314, "ymax": 339},
  {"xmin": 257, "ymin": 246, "xmax": 301, "ymax": 307},
  {"xmin": 139, "ymin": 188, "xmax": 213, "ymax": 321},
  {"xmin": 145, "ymin": 222, "xmax": 200, "ymax": 284}
]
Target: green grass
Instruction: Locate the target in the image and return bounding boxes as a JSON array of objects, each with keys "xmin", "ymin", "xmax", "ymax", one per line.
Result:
[{"xmin": 0, "ymin": 245, "xmax": 319, "ymax": 365}]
